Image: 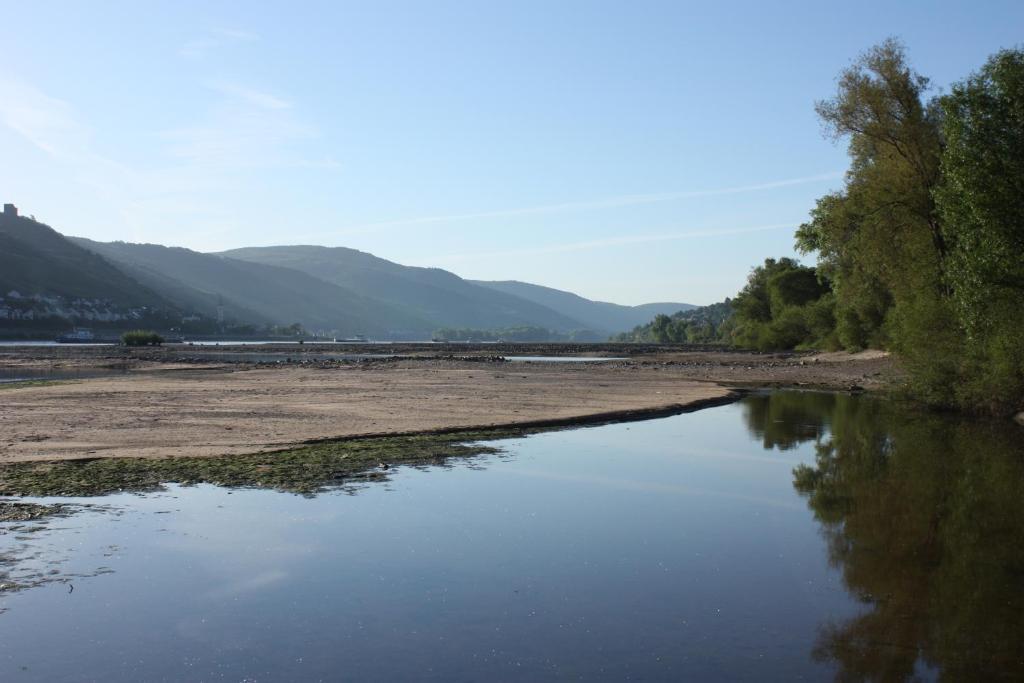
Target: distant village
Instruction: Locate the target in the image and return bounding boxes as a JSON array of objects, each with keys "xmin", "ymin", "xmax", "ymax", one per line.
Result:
[
  {"xmin": 1, "ymin": 202, "xmax": 201, "ymax": 327},
  {"xmin": 0, "ymin": 290, "xmax": 152, "ymax": 323}
]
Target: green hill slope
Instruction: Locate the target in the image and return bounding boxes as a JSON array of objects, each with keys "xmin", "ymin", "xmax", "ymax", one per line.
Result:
[{"xmin": 0, "ymin": 213, "xmax": 166, "ymax": 307}]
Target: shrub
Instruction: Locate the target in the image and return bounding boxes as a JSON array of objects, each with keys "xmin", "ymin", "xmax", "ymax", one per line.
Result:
[{"xmin": 121, "ymin": 330, "xmax": 164, "ymax": 347}]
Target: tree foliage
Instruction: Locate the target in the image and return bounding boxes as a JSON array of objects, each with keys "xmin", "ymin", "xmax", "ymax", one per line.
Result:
[
  {"xmin": 121, "ymin": 330, "xmax": 164, "ymax": 346},
  {"xmin": 796, "ymin": 40, "xmax": 1024, "ymax": 414},
  {"xmin": 623, "ymin": 41, "xmax": 1024, "ymax": 414},
  {"xmin": 730, "ymin": 258, "xmax": 835, "ymax": 351},
  {"xmin": 934, "ymin": 49, "xmax": 1024, "ymax": 412},
  {"xmin": 613, "ymin": 301, "xmax": 733, "ymax": 344},
  {"xmin": 797, "ymin": 39, "xmax": 949, "ymax": 358}
]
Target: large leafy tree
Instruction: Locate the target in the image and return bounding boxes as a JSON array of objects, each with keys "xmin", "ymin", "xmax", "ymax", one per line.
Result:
[
  {"xmin": 797, "ymin": 39, "xmax": 947, "ymax": 339},
  {"xmin": 796, "ymin": 39, "xmax": 967, "ymax": 403},
  {"xmin": 935, "ymin": 48, "xmax": 1024, "ymax": 413}
]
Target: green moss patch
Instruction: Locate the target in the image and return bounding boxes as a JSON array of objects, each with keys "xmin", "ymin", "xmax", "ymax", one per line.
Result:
[
  {"xmin": 0, "ymin": 429, "xmax": 534, "ymax": 497},
  {"xmin": 0, "ymin": 380, "xmax": 71, "ymax": 390}
]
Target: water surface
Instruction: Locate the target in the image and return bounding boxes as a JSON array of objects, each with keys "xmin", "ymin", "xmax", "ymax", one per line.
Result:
[
  {"xmin": 0, "ymin": 341, "xmax": 115, "ymax": 347},
  {"xmin": 503, "ymin": 355, "xmax": 625, "ymax": 363},
  {"xmin": 1, "ymin": 391, "xmax": 1021, "ymax": 681},
  {"xmin": 0, "ymin": 367, "xmax": 130, "ymax": 384}
]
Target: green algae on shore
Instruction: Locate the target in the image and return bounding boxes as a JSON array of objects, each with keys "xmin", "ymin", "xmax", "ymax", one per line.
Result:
[
  {"xmin": 0, "ymin": 500, "xmax": 68, "ymax": 523},
  {"xmin": 0, "ymin": 380, "xmax": 71, "ymax": 391},
  {"xmin": 0, "ymin": 429, "xmax": 532, "ymax": 497}
]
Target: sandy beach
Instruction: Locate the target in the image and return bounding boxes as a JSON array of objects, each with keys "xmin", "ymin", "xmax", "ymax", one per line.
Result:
[{"xmin": 0, "ymin": 344, "xmax": 896, "ymax": 463}]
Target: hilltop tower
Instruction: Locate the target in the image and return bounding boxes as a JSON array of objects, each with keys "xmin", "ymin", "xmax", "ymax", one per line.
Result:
[{"xmin": 3, "ymin": 203, "xmax": 17, "ymax": 217}]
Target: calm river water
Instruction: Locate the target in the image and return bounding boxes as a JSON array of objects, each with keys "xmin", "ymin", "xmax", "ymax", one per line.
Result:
[
  {"xmin": 0, "ymin": 367, "xmax": 130, "ymax": 384},
  {"xmin": 1, "ymin": 391, "xmax": 1021, "ymax": 681}
]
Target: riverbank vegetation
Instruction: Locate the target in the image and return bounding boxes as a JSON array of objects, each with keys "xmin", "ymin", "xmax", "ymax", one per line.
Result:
[
  {"xmin": 795, "ymin": 41, "xmax": 1023, "ymax": 414},
  {"xmin": 613, "ymin": 301, "xmax": 733, "ymax": 344},
  {"xmin": 121, "ymin": 330, "xmax": 164, "ymax": 346},
  {"xmin": 627, "ymin": 41, "xmax": 1023, "ymax": 415}
]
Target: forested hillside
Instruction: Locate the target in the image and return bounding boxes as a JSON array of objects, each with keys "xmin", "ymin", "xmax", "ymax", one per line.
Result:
[{"xmin": 0, "ymin": 213, "xmax": 166, "ymax": 307}]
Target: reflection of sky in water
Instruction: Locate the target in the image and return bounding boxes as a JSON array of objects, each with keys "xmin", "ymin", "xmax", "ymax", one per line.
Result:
[
  {"xmin": 0, "ymin": 398, "xmax": 862, "ymax": 681},
  {"xmin": 0, "ymin": 367, "xmax": 130, "ymax": 384}
]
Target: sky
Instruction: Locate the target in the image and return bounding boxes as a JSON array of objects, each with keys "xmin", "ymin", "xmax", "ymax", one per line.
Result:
[{"xmin": 1, "ymin": 1, "xmax": 1022, "ymax": 306}]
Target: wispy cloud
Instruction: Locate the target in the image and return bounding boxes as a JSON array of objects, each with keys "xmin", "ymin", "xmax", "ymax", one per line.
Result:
[
  {"xmin": 203, "ymin": 569, "xmax": 288, "ymax": 600},
  {"xmin": 0, "ymin": 78, "xmax": 84, "ymax": 157},
  {"xmin": 0, "ymin": 76, "xmax": 142, "ymax": 213},
  {"xmin": 0, "ymin": 75, "xmax": 318, "ymax": 175},
  {"xmin": 153, "ymin": 80, "xmax": 317, "ymax": 170},
  {"xmin": 161, "ymin": 109, "xmax": 315, "ymax": 169},
  {"xmin": 433, "ymin": 222, "xmax": 796, "ymax": 264},
  {"xmin": 506, "ymin": 468, "xmax": 801, "ymax": 510},
  {"xmin": 205, "ymin": 81, "xmax": 292, "ymax": 110},
  {"xmin": 0, "ymin": 73, "xmax": 332, "ymax": 244},
  {"xmin": 334, "ymin": 172, "xmax": 842, "ymax": 236},
  {"xmin": 180, "ymin": 28, "xmax": 258, "ymax": 60}
]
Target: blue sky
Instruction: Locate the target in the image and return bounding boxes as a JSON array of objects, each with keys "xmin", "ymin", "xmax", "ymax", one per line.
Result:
[{"xmin": 1, "ymin": 1, "xmax": 1021, "ymax": 305}]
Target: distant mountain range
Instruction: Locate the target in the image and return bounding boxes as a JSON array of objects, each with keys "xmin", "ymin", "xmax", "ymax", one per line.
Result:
[
  {"xmin": 471, "ymin": 280, "xmax": 696, "ymax": 334},
  {"xmin": 0, "ymin": 209, "xmax": 694, "ymax": 338},
  {"xmin": 71, "ymin": 239, "xmax": 432, "ymax": 336},
  {"xmin": 219, "ymin": 246, "xmax": 587, "ymax": 333}
]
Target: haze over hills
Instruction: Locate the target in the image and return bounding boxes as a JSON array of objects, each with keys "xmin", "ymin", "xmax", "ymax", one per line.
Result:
[
  {"xmin": 221, "ymin": 246, "xmax": 590, "ymax": 333},
  {"xmin": 471, "ymin": 280, "xmax": 694, "ymax": 334},
  {"xmin": 1, "ymin": 207, "xmax": 698, "ymax": 338},
  {"xmin": 71, "ymin": 238, "xmax": 433, "ymax": 337}
]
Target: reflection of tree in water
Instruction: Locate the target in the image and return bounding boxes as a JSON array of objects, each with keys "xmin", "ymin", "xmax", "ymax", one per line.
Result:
[
  {"xmin": 741, "ymin": 390, "xmax": 839, "ymax": 450},
  {"xmin": 754, "ymin": 391, "xmax": 1024, "ymax": 681}
]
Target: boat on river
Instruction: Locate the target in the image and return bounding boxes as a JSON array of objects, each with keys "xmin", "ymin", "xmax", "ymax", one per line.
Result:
[{"xmin": 54, "ymin": 328, "xmax": 117, "ymax": 344}]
